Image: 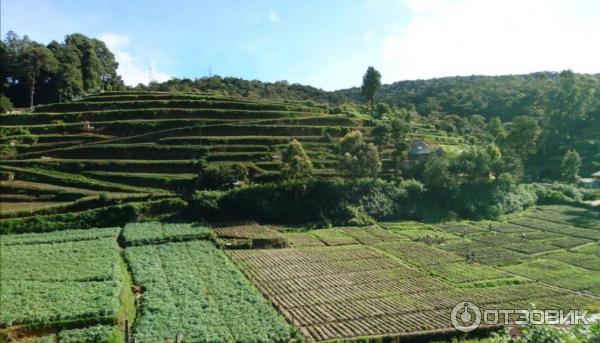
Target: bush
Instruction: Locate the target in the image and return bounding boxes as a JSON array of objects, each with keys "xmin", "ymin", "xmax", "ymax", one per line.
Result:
[
  {"xmin": 0, "ymin": 94, "xmax": 13, "ymax": 113},
  {"xmin": 526, "ymin": 182, "xmax": 585, "ymax": 204}
]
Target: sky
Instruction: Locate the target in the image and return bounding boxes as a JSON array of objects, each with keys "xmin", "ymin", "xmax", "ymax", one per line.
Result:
[{"xmin": 2, "ymin": 0, "xmax": 599, "ymax": 90}]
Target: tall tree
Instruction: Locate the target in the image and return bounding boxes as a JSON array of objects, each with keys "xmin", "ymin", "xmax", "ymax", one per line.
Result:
[
  {"xmin": 16, "ymin": 44, "xmax": 59, "ymax": 108},
  {"xmin": 361, "ymin": 66, "xmax": 381, "ymax": 110},
  {"xmin": 561, "ymin": 150, "xmax": 581, "ymax": 184}
]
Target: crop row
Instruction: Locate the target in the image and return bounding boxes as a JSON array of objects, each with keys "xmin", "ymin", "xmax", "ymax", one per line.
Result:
[
  {"xmin": 213, "ymin": 222, "xmax": 285, "ymax": 240},
  {"xmin": 0, "ymin": 226, "xmax": 119, "ymax": 246},
  {"xmin": 122, "ymin": 222, "xmax": 212, "ymax": 246},
  {"xmin": 34, "ymin": 98, "xmax": 326, "ymax": 113}
]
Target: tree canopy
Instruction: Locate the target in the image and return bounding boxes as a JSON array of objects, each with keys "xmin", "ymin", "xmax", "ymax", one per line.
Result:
[{"xmin": 1, "ymin": 31, "xmax": 123, "ymax": 107}]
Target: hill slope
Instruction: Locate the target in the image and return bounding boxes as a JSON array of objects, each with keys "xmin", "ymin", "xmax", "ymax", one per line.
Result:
[{"xmin": 0, "ymin": 91, "xmax": 469, "ymax": 223}]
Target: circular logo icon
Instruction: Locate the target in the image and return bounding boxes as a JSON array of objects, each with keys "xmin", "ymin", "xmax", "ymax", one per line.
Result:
[{"xmin": 451, "ymin": 301, "xmax": 481, "ymax": 332}]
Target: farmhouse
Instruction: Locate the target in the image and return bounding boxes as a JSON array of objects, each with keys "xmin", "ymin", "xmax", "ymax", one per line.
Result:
[
  {"xmin": 579, "ymin": 170, "xmax": 600, "ymax": 189},
  {"xmin": 408, "ymin": 140, "xmax": 443, "ymax": 161}
]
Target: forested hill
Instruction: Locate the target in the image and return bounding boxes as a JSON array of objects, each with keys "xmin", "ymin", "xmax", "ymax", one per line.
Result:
[
  {"xmin": 133, "ymin": 76, "xmax": 349, "ymax": 105},
  {"xmin": 336, "ymin": 72, "xmax": 600, "ymax": 121}
]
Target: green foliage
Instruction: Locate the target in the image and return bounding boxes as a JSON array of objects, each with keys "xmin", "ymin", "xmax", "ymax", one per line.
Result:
[
  {"xmin": 339, "ymin": 130, "xmax": 382, "ymax": 178},
  {"xmin": 122, "ymin": 222, "xmax": 212, "ymax": 246},
  {"xmin": 281, "ymin": 139, "xmax": 313, "ymax": 180},
  {"xmin": 196, "ymin": 163, "xmax": 250, "ymax": 190},
  {"xmin": 0, "ymin": 94, "xmax": 13, "ymax": 112},
  {"xmin": 505, "ymin": 115, "xmax": 542, "ymax": 160},
  {"xmin": 372, "ymin": 121, "xmax": 392, "ymax": 147},
  {"xmin": 526, "ymin": 182, "xmax": 586, "ymax": 204},
  {"xmin": 0, "ymin": 199, "xmax": 187, "ymax": 234},
  {"xmin": 374, "ymin": 102, "xmax": 392, "ymax": 119},
  {"xmin": 561, "ymin": 149, "xmax": 582, "ymax": 183},
  {"xmin": 361, "ymin": 66, "xmax": 382, "ymax": 108},
  {"xmin": 2, "ymin": 31, "xmax": 123, "ymax": 107},
  {"xmin": 58, "ymin": 325, "xmax": 122, "ymax": 343},
  {"xmin": 0, "ymin": 236, "xmax": 123, "ymax": 328},
  {"xmin": 125, "ymin": 241, "xmax": 293, "ymax": 342}
]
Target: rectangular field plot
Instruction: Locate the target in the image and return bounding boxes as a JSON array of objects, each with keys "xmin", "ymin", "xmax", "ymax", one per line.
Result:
[
  {"xmin": 544, "ymin": 251, "xmax": 600, "ymax": 271},
  {"xmin": 309, "ymin": 229, "xmax": 358, "ymax": 246},
  {"xmin": 0, "ymin": 226, "xmax": 119, "ymax": 246},
  {"xmin": 283, "ymin": 232, "xmax": 325, "ymax": 247},
  {"xmin": 528, "ymin": 205, "xmax": 600, "ymax": 230},
  {"xmin": 227, "ymin": 245, "xmax": 591, "ymax": 342},
  {"xmin": 122, "ymin": 222, "xmax": 211, "ymax": 246},
  {"xmin": 335, "ymin": 227, "xmax": 383, "ymax": 244},
  {"xmin": 125, "ymin": 240, "xmax": 292, "ymax": 343},
  {"xmin": 510, "ymin": 217, "xmax": 600, "ymax": 240},
  {"xmin": 438, "ymin": 239, "xmax": 527, "ymax": 266},
  {"xmin": 502, "ymin": 259, "xmax": 600, "ymax": 296},
  {"xmin": 0, "ymin": 232, "xmax": 125, "ymax": 333},
  {"xmin": 469, "ymin": 232, "xmax": 558, "ymax": 255},
  {"xmin": 375, "ymin": 241, "xmax": 516, "ymax": 285}
]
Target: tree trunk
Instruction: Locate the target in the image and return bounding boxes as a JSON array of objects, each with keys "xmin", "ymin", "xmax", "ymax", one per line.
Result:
[{"xmin": 29, "ymin": 76, "xmax": 35, "ymax": 110}]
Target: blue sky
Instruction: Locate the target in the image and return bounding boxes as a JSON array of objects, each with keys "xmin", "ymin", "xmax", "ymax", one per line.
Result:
[{"xmin": 2, "ymin": 0, "xmax": 599, "ymax": 90}]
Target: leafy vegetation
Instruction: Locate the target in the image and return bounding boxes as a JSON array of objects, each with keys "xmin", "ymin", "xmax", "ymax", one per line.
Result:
[{"xmin": 125, "ymin": 240, "xmax": 293, "ymax": 342}]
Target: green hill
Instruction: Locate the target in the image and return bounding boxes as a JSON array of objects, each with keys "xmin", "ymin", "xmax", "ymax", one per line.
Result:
[{"xmin": 0, "ymin": 91, "xmax": 469, "ymax": 224}]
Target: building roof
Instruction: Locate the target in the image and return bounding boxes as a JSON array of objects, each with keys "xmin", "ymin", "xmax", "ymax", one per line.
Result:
[
  {"xmin": 592, "ymin": 171, "xmax": 600, "ymax": 178},
  {"xmin": 410, "ymin": 146, "xmax": 438, "ymax": 155}
]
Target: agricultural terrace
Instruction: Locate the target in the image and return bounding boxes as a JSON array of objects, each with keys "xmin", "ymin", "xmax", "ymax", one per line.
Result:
[{"xmin": 0, "ymin": 91, "xmax": 467, "ymax": 222}]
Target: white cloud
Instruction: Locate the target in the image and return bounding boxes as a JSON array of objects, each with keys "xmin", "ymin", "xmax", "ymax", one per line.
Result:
[
  {"xmin": 379, "ymin": 0, "xmax": 600, "ymax": 83},
  {"xmin": 268, "ymin": 10, "xmax": 281, "ymax": 24},
  {"xmin": 99, "ymin": 32, "xmax": 170, "ymax": 86}
]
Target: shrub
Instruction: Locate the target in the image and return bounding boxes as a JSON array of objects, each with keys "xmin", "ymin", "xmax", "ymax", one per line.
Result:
[
  {"xmin": 526, "ymin": 183, "xmax": 584, "ymax": 204},
  {"xmin": 0, "ymin": 94, "xmax": 13, "ymax": 113}
]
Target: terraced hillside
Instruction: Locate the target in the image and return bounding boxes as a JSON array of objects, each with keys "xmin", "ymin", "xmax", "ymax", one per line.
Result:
[{"xmin": 0, "ymin": 91, "xmax": 468, "ymax": 225}]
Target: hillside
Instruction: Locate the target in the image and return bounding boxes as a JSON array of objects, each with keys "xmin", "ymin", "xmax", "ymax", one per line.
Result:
[
  {"xmin": 0, "ymin": 91, "xmax": 470, "ymax": 224},
  {"xmin": 336, "ymin": 72, "xmax": 600, "ymax": 120}
]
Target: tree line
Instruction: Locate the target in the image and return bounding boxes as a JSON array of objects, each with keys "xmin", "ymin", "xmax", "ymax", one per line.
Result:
[{"xmin": 0, "ymin": 31, "xmax": 124, "ymax": 109}]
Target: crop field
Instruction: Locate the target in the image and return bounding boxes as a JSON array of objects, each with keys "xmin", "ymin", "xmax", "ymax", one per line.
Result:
[
  {"xmin": 125, "ymin": 240, "xmax": 293, "ymax": 342},
  {"xmin": 0, "ymin": 228, "xmax": 128, "ymax": 342},
  {"xmin": 0, "ymin": 203, "xmax": 598, "ymax": 342},
  {"xmin": 228, "ymin": 242, "xmax": 598, "ymax": 342},
  {"xmin": 122, "ymin": 222, "xmax": 212, "ymax": 246}
]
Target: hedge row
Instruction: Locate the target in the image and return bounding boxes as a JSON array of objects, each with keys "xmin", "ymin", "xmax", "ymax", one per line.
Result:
[
  {"xmin": 1, "ymin": 107, "xmax": 327, "ymax": 125},
  {"xmin": 34, "ymin": 99, "xmax": 324, "ymax": 113},
  {"xmin": 0, "ymin": 159, "xmax": 202, "ymax": 174},
  {"xmin": 0, "ymin": 193, "xmax": 153, "ymax": 219},
  {"xmin": 25, "ymin": 144, "xmax": 209, "ymax": 160},
  {"xmin": 0, "ymin": 165, "xmax": 168, "ymax": 194},
  {"xmin": 158, "ymin": 135, "xmax": 328, "ymax": 145},
  {"xmin": 0, "ymin": 198, "xmax": 187, "ymax": 234},
  {"xmin": 83, "ymin": 171, "xmax": 196, "ymax": 191}
]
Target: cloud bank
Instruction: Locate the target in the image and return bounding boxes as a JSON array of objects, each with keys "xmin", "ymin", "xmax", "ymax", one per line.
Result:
[
  {"xmin": 379, "ymin": 0, "xmax": 600, "ymax": 83},
  {"xmin": 99, "ymin": 32, "xmax": 170, "ymax": 86}
]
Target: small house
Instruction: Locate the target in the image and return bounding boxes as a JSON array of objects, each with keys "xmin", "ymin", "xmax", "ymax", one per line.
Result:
[
  {"xmin": 408, "ymin": 140, "xmax": 443, "ymax": 161},
  {"xmin": 579, "ymin": 171, "xmax": 600, "ymax": 189}
]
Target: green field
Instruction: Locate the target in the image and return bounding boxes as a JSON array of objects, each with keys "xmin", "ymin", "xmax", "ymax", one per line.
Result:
[{"xmin": 1, "ymin": 204, "xmax": 598, "ymax": 342}]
